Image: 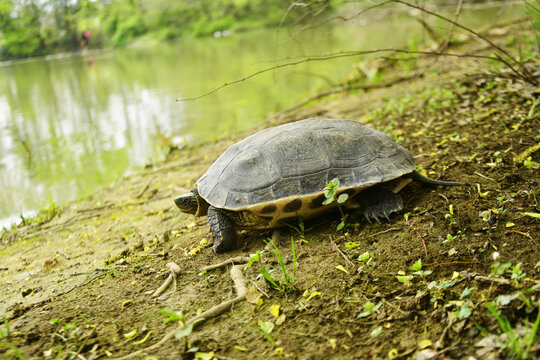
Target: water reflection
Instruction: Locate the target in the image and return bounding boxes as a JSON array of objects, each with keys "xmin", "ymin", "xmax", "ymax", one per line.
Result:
[{"xmin": 0, "ymin": 53, "xmax": 186, "ymax": 224}]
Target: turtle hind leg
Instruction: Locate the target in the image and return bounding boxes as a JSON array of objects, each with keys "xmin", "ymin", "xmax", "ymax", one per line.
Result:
[
  {"xmin": 207, "ymin": 206, "xmax": 237, "ymax": 253},
  {"xmin": 361, "ymin": 187, "xmax": 404, "ymax": 223}
]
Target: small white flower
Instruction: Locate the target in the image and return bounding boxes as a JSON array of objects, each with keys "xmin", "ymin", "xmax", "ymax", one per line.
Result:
[{"xmin": 492, "ymin": 251, "xmax": 500, "ymax": 261}]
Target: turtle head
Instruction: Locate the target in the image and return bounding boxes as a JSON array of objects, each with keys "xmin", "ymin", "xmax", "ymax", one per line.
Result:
[{"xmin": 174, "ymin": 189, "xmax": 209, "ymax": 216}]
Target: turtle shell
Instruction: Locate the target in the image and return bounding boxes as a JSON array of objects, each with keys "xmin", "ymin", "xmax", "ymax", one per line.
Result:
[{"xmin": 197, "ymin": 118, "xmax": 415, "ymax": 218}]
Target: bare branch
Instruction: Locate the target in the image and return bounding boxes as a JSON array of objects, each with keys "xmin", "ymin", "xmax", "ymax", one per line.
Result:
[
  {"xmin": 294, "ymin": 0, "xmax": 393, "ymax": 35},
  {"xmin": 392, "ymin": 0, "xmax": 535, "ymax": 84},
  {"xmin": 176, "ymin": 49, "xmax": 498, "ymax": 102},
  {"xmin": 437, "ymin": 0, "xmax": 463, "ymax": 52},
  {"xmin": 276, "ymin": 71, "xmax": 423, "ymax": 116}
]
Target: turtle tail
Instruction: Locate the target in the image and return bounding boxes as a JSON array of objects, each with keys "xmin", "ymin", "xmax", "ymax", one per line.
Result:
[{"xmin": 409, "ymin": 170, "xmax": 465, "ymax": 186}]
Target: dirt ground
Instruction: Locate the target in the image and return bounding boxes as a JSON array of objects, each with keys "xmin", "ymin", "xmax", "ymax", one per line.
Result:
[{"xmin": 1, "ymin": 19, "xmax": 539, "ymax": 360}]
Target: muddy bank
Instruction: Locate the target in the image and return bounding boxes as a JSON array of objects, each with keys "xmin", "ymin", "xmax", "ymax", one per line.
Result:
[{"xmin": 1, "ymin": 18, "xmax": 539, "ymax": 360}]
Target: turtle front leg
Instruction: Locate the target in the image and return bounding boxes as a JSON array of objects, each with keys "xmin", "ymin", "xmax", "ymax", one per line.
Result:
[
  {"xmin": 207, "ymin": 206, "xmax": 237, "ymax": 253},
  {"xmin": 361, "ymin": 187, "xmax": 404, "ymax": 223}
]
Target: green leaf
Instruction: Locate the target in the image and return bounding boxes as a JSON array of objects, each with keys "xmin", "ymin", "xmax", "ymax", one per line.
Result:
[
  {"xmin": 358, "ymin": 251, "xmax": 370, "ymax": 262},
  {"xmin": 437, "ymin": 280, "xmax": 453, "ymax": 289},
  {"xmin": 345, "ymin": 242, "xmax": 361, "ymax": 249},
  {"xmin": 370, "ymin": 326, "xmax": 383, "ymax": 337},
  {"xmin": 259, "ymin": 266, "xmax": 280, "ymax": 290},
  {"xmin": 159, "ymin": 309, "xmax": 183, "ymax": 323},
  {"xmin": 322, "ymin": 197, "xmax": 334, "ymax": 205},
  {"xmin": 521, "ymin": 212, "xmax": 540, "ymax": 218},
  {"xmin": 175, "ymin": 318, "xmax": 205, "ymax": 339},
  {"xmin": 410, "ymin": 259, "xmax": 423, "ymax": 271},
  {"xmin": 396, "ymin": 275, "xmax": 413, "ymax": 283},
  {"xmin": 494, "ymin": 294, "xmax": 518, "ymax": 306},
  {"xmin": 337, "ymin": 193, "xmax": 349, "ymax": 204},
  {"xmin": 456, "ymin": 302, "xmax": 472, "ymax": 319},
  {"xmin": 460, "ymin": 287, "xmax": 476, "ymax": 299},
  {"xmin": 258, "ymin": 320, "xmax": 275, "ymax": 334},
  {"xmin": 246, "ymin": 251, "xmax": 260, "ymax": 268},
  {"xmin": 124, "ymin": 329, "xmax": 137, "ymax": 339}
]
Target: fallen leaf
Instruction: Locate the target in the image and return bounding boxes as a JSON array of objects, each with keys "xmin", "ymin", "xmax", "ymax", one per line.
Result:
[{"xmin": 270, "ymin": 304, "xmax": 280, "ymax": 318}]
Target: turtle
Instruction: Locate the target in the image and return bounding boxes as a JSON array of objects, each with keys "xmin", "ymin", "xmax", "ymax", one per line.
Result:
[{"xmin": 174, "ymin": 118, "xmax": 463, "ymax": 253}]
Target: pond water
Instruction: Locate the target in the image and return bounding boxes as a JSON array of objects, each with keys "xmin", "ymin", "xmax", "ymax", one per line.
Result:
[{"xmin": 0, "ymin": 5, "xmax": 526, "ymax": 228}]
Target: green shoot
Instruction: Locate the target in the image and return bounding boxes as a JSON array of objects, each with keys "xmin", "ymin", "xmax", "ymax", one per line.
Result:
[
  {"xmin": 485, "ymin": 302, "xmax": 540, "ymax": 358},
  {"xmin": 322, "ymin": 178, "xmax": 350, "ymax": 230},
  {"xmin": 259, "ymin": 238, "xmax": 297, "ymax": 293},
  {"xmin": 491, "ymin": 262, "xmax": 512, "ymax": 276},
  {"xmin": 357, "ymin": 301, "xmax": 383, "ymax": 318},
  {"xmin": 248, "ymin": 320, "xmax": 275, "ymax": 344},
  {"xmin": 159, "ymin": 309, "xmax": 183, "ymax": 324},
  {"xmin": 323, "ymin": 178, "xmax": 340, "ymax": 205}
]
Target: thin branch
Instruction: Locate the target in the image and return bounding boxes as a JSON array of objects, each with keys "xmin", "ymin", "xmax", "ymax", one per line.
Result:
[
  {"xmin": 276, "ymin": 71, "xmax": 422, "ymax": 116},
  {"xmin": 392, "ymin": 0, "xmax": 535, "ymax": 84},
  {"xmin": 177, "ymin": 49, "xmax": 497, "ymax": 102},
  {"xmin": 437, "ymin": 0, "xmax": 463, "ymax": 52},
  {"xmin": 295, "ymin": 0, "xmax": 393, "ymax": 35}
]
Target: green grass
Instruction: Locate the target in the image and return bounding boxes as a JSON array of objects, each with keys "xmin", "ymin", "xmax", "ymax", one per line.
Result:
[
  {"xmin": 255, "ymin": 237, "xmax": 297, "ymax": 293},
  {"xmin": 483, "ymin": 302, "xmax": 540, "ymax": 359}
]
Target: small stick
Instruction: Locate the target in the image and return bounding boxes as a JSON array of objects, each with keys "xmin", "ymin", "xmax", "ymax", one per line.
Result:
[
  {"xmin": 509, "ymin": 230, "xmax": 537, "ymax": 245},
  {"xmin": 330, "ymin": 238, "xmax": 356, "ymax": 269},
  {"xmin": 382, "ymin": 299, "xmax": 409, "ymax": 316},
  {"xmin": 432, "ymin": 261, "xmax": 480, "ymax": 268},
  {"xmin": 474, "ymin": 275, "xmax": 512, "ymax": 285},
  {"xmin": 369, "ymin": 227, "xmax": 401, "ymax": 237},
  {"xmin": 152, "ymin": 262, "xmax": 181, "ymax": 298},
  {"xmin": 435, "ymin": 316, "xmax": 455, "ymax": 349},
  {"xmin": 200, "ymin": 256, "xmax": 251, "ymax": 271},
  {"xmin": 406, "ymin": 220, "xmax": 428, "ymax": 257},
  {"xmin": 474, "ymin": 172, "xmax": 496, "ymax": 182}
]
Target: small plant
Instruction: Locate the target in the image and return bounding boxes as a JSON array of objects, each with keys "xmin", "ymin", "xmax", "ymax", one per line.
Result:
[
  {"xmin": 357, "ymin": 301, "xmax": 383, "ymax": 318},
  {"xmin": 159, "ymin": 309, "xmax": 183, "ymax": 323},
  {"xmin": 509, "ymin": 263, "xmax": 526, "ymax": 286},
  {"xmin": 248, "ymin": 320, "xmax": 275, "ymax": 344},
  {"xmin": 491, "ymin": 262, "xmax": 512, "ymax": 276},
  {"xmin": 452, "ymin": 288, "xmax": 476, "ymax": 319},
  {"xmin": 255, "ymin": 238, "xmax": 297, "ymax": 293},
  {"xmin": 410, "ymin": 259, "xmax": 432, "ymax": 277},
  {"xmin": 323, "ymin": 178, "xmax": 350, "ymax": 231},
  {"xmin": 323, "ymin": 178, "xmax": 349, "ymax": 205},
  {"xmin": 523, "ymin": 157, "xmax": 539, "ymax": 169},
  {"xmin": 444, "ymin": 204, "xmax": 454, "ymax": 220},
  {"xmin": 106, "ymin": 261, "xmax": 116, "ymax": 278},
  {"xmin": 483, "ymin": 302, "xmax": 540, "ymax": 359},
  {"xmin": 281, "ymin": 216, "xmax": 313, "ymax": 243}
]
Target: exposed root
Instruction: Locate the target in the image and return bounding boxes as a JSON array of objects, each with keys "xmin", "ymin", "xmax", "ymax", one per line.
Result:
[
  {"xmin": 200, "ymin": 256, "xmax": 251, "ymax": 271},
  {"xmin": 151, "ymin": 262, "xmax": 181, "ymax": 297},
  {"xmin": 113, "ymin": 264, "xmax": 246, "ymax": 359}
]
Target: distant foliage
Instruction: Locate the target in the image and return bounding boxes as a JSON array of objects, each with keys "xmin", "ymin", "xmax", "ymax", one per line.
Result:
[{"xmin": 0, "ymin": 0, "xmax": 336, "ymax": 59}]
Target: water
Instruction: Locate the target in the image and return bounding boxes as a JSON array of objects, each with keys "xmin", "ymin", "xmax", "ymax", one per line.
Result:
[{"xmin": 0, "ymin": 5, "xmax": 526, "ymax": 228}]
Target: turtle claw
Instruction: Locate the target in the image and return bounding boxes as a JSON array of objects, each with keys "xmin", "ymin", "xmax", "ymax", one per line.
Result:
[{"xmin": 361, "ymin": 187, "xmax": 404, "ymax": 224}]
